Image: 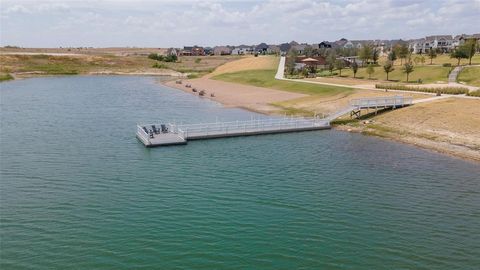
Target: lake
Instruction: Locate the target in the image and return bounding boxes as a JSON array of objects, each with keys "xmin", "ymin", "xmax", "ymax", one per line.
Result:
[{"xmin": 1, "ymin": 76, "xmax": 479, "ymax": 269}]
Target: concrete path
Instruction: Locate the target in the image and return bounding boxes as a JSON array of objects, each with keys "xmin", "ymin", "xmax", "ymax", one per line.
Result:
[
  {"xmin": 275, "ymin": 56, "xmax": 285, "ymax": 79},
  {"xmin": 448, "ymin": 66, "xmax": 463, "ymax": 83}
]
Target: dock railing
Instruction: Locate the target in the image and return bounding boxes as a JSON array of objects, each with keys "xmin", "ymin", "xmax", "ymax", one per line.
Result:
[
  {"xmin": 350, "ymin": 96, "xmax": 413, "ymax": 109},
  {"xmin": 136, "ymin": 125, "xmax": 151, "ymax": 142},
  {"xmin": 174, "ymin": 117, "xmax": 329, "ymax": 138}
]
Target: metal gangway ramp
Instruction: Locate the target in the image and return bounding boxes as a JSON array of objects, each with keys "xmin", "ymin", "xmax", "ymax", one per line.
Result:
[{"xmin": 324, "ymin": 95, "xmax": 413, "ymax": 121}]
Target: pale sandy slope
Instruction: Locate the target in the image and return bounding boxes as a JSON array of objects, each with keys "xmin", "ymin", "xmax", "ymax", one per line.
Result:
[{"xmin": 206, "ymin": 56, "xmax": 278, "ymax": 78}]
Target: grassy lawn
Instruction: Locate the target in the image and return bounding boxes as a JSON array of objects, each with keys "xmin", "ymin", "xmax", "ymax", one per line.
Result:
[
  {"xmin": 428, "ymin": 53, "xmax": 480, "ymax": 66},
  {"xmin": 340, "ymin": 65, "xmax": 451, "ymax": 83},
  {"xmin": 0, "ymin": 73, "xmax": 14, "ymax": 82},
  {"xmin": 212, "ymin": 69, "xmax": 353, "ymax": 96},
  {"xmin": 458, "ymin": 66, "xmax": 480, "ymax": 87},
  {"xmin": 377, "ymin": 53, "xmax": 480, "ymax": 66}
]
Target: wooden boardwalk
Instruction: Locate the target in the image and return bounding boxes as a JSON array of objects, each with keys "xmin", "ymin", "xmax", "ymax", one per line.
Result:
[{"xmin": 137, "ymin": 96, "xmax": 413, "ymax": 147}]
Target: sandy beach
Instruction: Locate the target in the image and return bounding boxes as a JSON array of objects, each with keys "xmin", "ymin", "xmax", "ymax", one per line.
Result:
[{"xmin": 164, "ymin": 78, "xmax": 307, "ymax": 114}]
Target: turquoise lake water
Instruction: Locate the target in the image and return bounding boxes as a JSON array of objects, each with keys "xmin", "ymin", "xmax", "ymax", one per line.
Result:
[{"xmin": 1, "ymin": 76, "xmax": 479, "ymax": 269}]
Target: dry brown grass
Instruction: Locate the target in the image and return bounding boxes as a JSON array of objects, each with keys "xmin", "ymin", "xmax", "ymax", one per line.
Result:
[
  {"xmin": 0, "ymin": 51, "xmax": 241, "ymax": 77},
  {"xmin": 364, "ymin": 98, "xmax": 480, "ymax": 161}
]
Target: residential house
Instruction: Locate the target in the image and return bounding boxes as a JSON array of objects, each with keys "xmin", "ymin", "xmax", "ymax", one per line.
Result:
[
  {"xmin": 343, "ymin": 40, "xmax": 354, "ymax": 49},
  {"xmin": 204, "ymin": 47, "xmax": 213, "ymax": 55},
  {"xmin": 279, "ymin": 43, "xmax": 292, "ymax": 54},
  {"xmin": 409, "ymin": 35, "xmax": 455, "ymax": 54},
  {"xmin": 267, "ymin": 45, "xmax": 280, "ymax": 54},
  {"xmin": 334, "ymin": 38, "xmax": 349, "ymax": 48},
  {"xmin": 213, "ymin": 46, "xmax": 232, "ymax": 55},
  {"xmin": 255, "ymin": 43, "xmax": 269, "ymax": 54},
  {"xmin": 292, "ymin": 44, "xmax": 307, "ymax": 55},
  {"xmin": 426, "ymin": 35, "xmax": 454, "ymax": 53},
  {"xmin": 318, "ymin": 41, "xmax": 332, "ymax": 48},
  {"xmin": 166, "ymin": 48, "xmax": 179, "ymax": 56},
  {"xmin": 231, "ymin": 45, "xmax": 253, "ymax": 55},
  {"xmin": 409, "ymin": 38, "xmax": 427, "ymax": 54},
  {"xmin": 181, "ymin": 46, "xmax": 205, "ymax": 56}
]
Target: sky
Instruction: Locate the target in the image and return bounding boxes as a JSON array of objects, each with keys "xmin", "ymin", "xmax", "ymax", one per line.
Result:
[{"xmin": 1, "ymin": 0, "xmax": 479, "ymax": 48}]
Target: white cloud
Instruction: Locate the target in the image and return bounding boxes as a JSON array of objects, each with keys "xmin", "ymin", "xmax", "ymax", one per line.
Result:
[{"xmin": 0, "ymin": 0, "xmax": 479, "ymax": 47}]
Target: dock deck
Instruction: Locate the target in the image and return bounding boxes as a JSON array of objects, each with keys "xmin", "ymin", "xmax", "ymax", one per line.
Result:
[{"xmin": 137, "ymin": 117, "xmax": 330, "ymax": 147}]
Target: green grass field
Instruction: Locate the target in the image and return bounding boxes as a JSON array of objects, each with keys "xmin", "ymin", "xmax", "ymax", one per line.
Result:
[
  {"xmin": 212, "ymin": 69, "xmax": 353, "ymax": 95},
  {"xmin": 340, "ymin": 65, "xmax": 451, "ymax": 83},
  {"xmin": 0, "ymin": 73, "xmax": 14, "ymax": 82},
  {"xmin": 377, "ymin": 53, "xmax": 480, "ymax": 66},
  {"xmin": 457, "ymin": 66, "xmax": 480, "ymax": 87}
]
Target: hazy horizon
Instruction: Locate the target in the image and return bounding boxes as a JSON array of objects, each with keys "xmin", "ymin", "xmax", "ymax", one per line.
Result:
[{"xmin": 1, "ymin": 0, "xmax": 479, "ymax": 48}]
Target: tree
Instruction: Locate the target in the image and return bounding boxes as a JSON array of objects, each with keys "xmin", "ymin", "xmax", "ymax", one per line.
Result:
[
  {"xmin": 396, "ymin": 44, "xmax": 409, "ymax": 65},
  {"xmin": 427, "ymin": 48, "xmax": 437, "ymax": 64},
  {"xmin": 413, "ymin": 56, "xmax": 421, "ymax": 66},
  {"xmin": 463, "ymin": 39, "xmax": 477, "ymax": 65},
  {"xmin": 327, "ymin": 51, "xmax": 336, "ymax": 75},
  {"xmin": 335, "ymin": 59, "xmax": 345, "ymax": 76},
  {"xmin": 403, "ymin": 62, "xmax": 414, "ymax": 82},
  {"xmin": 383, "ymin": 61, "xmax": 394, "ymax": 80},
  {"xmin": 304, "ymin": 45, "xmax": 314, "ymax": 57},
  {"xmin": 351, "ymin": 61, "xmax": 359, "ymax": 78},
  {"xmin": 366, "ymin": 64, "xmax": 375, "ymax": 79},
  {"xmin": 419, "ymin": 56, "xmax": 426, "ymax": 65},
  {"xmin": 327, "ymin": 61, "xmax": 335, "ymax": 75},
  {"xmin": 359, "ymin": 44, "xmax": 373, "ymax": 66},
  {"xmin": 450, "ymin": 47, "xmax": 468, "ymax": 66},
  {"xmin": 388, "ymin": 51, "xmax": 397, "ymax": 65},
  {"xmin": 285, "ymin": 49, "xmax": 298, "ymax": 75},
  {"xmin": 372, "ymin": 47, "xmax": 380, "ymax": 64}
]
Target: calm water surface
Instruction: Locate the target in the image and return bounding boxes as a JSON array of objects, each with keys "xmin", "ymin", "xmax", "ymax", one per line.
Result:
[{"xmin": 1, "ymin": 76, "xmax": 479, "ymax": 269}]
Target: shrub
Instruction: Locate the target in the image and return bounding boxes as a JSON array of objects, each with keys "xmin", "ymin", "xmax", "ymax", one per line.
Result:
[
  {"xmin": 375, "ymin": 84, "xmax": 469, "ymax": 95},
  {"xmin": 149, "ymin": 53, "xmax": 177, "ymax": 62},
  {"xmin": 467, "ymin": 90, "xmax": 480, "ymax": 97},
  {"xmin": 148, "ymin": 53, "xmax": 164, "ymax": 61},
  {"xmin": 164, "ymin": 54, "xmax": 177, "ymax": 62},
  {"xmin": 442, "ymin": 63, "xmax": 452, "ymax": 67},
  {"xmin": 194, "ymin": 58, "xmax": 201, "ymax": 64}
]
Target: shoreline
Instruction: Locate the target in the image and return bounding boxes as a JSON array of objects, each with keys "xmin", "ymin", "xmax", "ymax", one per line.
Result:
[
  {"xmin": 162, "ymin": 77, "xmax": 480, "ymax": 163},
  {"xmin": 335, "ymin": 124, "xmax": 480, "ymax": 164},
  {"xmin": 3, "ymin": 74, "xmax": 477, "ymax": 163}
]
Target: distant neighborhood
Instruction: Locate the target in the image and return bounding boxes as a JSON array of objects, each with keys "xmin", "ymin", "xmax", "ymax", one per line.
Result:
[{"xmin": 162, "ymin": 33, "xmax": 480, "ymax": 58}]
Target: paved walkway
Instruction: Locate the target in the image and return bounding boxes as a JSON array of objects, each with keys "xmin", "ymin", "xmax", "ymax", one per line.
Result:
[{"xmin": 448, "ymin": 66, "xmax": 463, "ymax": 83}]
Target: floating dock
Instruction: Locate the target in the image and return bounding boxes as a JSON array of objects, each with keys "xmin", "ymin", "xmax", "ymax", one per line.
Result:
[
  {"xmin": 137, "ymin": 117, "xmax": 330, "ymax": 147},
  {"xmin": 137, "ymin": 96, "xmax": 413, "ymax": 147}
]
